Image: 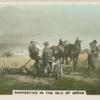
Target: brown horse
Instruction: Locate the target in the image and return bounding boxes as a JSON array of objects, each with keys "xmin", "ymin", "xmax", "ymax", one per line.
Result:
[
  {"xmin": 50, "ymin": 40, "xmax": 67, "ymax": 63},
  {"xmin": 50, "ymin": 45, "xmax": 64, "ymax": 62},
  {"xmin": 51, "ymin": 38, "xmax": 82, "ymax": 70},
  {"xmin": 64, "ymin": 38, "xmax": 82, "ymax": 70}
]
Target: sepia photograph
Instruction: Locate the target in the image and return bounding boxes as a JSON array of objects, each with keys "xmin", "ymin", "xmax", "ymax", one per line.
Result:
[{"xmin": 0, "ymin": 1, "xmax": 100, "ymax": 96}]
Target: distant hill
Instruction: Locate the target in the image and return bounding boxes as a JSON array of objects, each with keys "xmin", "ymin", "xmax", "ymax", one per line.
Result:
[
  {"xmin": 0, "ymin": 42, "xmax": 28, "ymax": 56},
  {"xmin": 0, "ymin": 42, "xmax": 43, "ymax": 56}
]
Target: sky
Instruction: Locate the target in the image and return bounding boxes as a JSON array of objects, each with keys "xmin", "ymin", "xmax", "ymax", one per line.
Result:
[{"xmin": 0, "ymin": 4, "xmax": 100, "ymax": 49}]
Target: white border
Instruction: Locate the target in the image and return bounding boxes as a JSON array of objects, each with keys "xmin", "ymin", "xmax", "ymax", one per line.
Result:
[
  {"xmin": 0, "ymin": 95, "xmax": 100, "ymax": 100},
  {"xmin": 0, "ymin": 1, "xmax": 100, "ymax": 5},
  {"xmin": 0, "ymin": 1, "xmax": 100, "ymax": 100}
]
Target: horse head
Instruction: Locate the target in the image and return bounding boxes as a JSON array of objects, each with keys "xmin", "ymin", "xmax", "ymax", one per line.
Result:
[
  {"xmin": 74, "ymin": 38, "xmax": 82, "ymax": 53},
  {"xmin": 62, "ymin": 40, "xmax": 67, "ymax": 46}
]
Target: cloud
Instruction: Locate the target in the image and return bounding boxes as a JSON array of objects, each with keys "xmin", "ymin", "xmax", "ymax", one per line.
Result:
[{"xmin": 0, "ymin": 4, "xmax": 100, "ymax": 48}]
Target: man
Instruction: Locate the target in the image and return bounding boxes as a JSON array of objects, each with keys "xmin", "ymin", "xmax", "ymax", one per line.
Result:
[
  {"xmin": 29, "ymin": 41, "xmax": 39, "ymax": 61},
  {"xmin": 87, "ymin": 40, "xmax": 99, "ymax": 71},
  {"xmin": 88, "ymin": 43, "xmax": 96, "ymax": 71},
  {"xmin": 90, "ymin": 40, "xmax": 99, "ymax": 57},
  {"xmin": 42, "ymin": 42, "xmax": 53, "ymax": 74},
  {"xmin": 28, "ymin": 41, "xmax": 43, "ymax": 75}
]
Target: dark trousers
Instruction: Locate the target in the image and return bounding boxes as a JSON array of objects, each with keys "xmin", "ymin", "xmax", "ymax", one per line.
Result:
[
  {"xmin": 88, "ymin": 54, "xmax": 96, "ymax": 71},
  {"xmin": 88, "ymin": 61, "xmax": 95, "ymax": 70}
]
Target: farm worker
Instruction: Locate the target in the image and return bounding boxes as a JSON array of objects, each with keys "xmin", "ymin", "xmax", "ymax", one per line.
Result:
[
  {"xmin": 29, "ymin": 41, "xmax": 40, "ymax": 61},
  {"xmin": 88, "ymin": 43, "xmax": 96, "ymax": 70},
  {"xmin": 42, "ymin": 42, "xmax": 53, "ymax": 73},
  {"xmin": 87, "ymin": 40, "xmax": 99, "ymax": 70},
  {"xmin": 90, "ymin": 40, "xmax": 99, "ymax": 57}
]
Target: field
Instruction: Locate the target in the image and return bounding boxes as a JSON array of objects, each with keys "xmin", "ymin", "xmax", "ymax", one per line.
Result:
[
  {"xmin": 0, "ymin": 54, "xmax": 100, "ymax": 95},
  {"xmin": 0, "ymin": 56, "xmax": 34, "ymax": 68}
]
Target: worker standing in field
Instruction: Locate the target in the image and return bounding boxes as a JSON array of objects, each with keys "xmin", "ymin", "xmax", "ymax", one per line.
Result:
[
  {"xmin": 29, "ymin": 41, "xmax": 40, "ymax": 61},
  {"xmin": 28, "ymin": 41, "xmax": 44, "ymax": 76},
  {"xmin": 42, "ymin": 42, "xmax": 53, "ymax": 74},
  {"xmin": 87, "ymin": 40, "xmax": 99, "ymax": 71},
  {"xmin": 90, "ymin": 40, "xmax": 99, "ymax": 57}
]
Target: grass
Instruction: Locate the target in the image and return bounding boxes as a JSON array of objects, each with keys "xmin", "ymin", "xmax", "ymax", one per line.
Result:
[
  {"xmin": 0, "ymin": 56, "xmax": 34, "ymax": 68},
  {"xmin": 0, "ymin": 75, "xmax": 100, "ymax": 95},
  {"xmin": 54, "ymin": 77, "xmax": 100, "ymax": 94},
  {"xmin": 0, "ymin": 75, "xmax": 53, "ymax": 94},
  {"xmin": 0, "ymin": 54, "xmax": 100, "ymax": 94}
]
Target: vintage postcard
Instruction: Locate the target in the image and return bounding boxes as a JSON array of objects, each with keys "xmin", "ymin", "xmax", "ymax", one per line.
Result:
[{"xmin": 0, "ymin": 1, "xmax": 100, "ymax": 99}]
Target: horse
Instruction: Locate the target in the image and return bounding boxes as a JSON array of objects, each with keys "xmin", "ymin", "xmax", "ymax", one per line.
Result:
[
  {"xmin": 51, "ymin": 38, "xmax": 82, "ymax": 70},
  {"xmin": 64, "ymin": 39, "xmax": 82, "ymax": 70},
  {"xmin": 50, "ymin": 41, "xmax": 67, "ymax": 63}
]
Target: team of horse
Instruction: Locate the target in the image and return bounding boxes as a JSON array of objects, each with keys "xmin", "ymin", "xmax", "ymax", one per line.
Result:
[{"xmin": 51, "ymin": 38, "xmax": 82, "ymax": 70}]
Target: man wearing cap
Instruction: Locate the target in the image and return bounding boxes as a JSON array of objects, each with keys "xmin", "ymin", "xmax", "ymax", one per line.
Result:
[
  {"xmin": 42, "ymin": 42, "xmax": 53, "ymax": 74},
  {"xmin": 88, "ymin": 40, "xmax": 99, "ymax": 71},
  {"xmin": 88, "ymin": 42, "xmax": 96, "ymax": 71},
  {"xmin": 29, "ymin": 41, "xmax": 39, "ymax": 61},
  {"xmin": 90, "ymin": 40, "xmax": 99, "ymax": 57}
]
